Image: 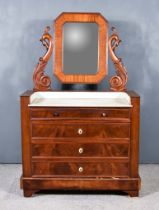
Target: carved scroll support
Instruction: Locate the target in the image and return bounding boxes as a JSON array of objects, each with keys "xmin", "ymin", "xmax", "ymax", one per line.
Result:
[
  {"xmin": 108, "ymin": 27, "xmax": 128, "ymax": 91},
  {"xmin": 33, "ymin": 26, "xmax": 53, "ymax": 91}
]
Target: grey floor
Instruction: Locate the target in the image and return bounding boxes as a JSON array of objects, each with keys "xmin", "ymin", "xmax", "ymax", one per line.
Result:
[{"xmin": 0, "ymin": 164, "xmax": 159, "ymax": 210}]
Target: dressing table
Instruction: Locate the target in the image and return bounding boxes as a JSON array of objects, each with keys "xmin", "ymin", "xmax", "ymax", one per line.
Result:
[{"xmin": 20, "ymin": 13, "xmax": 140, "ymax": 197}]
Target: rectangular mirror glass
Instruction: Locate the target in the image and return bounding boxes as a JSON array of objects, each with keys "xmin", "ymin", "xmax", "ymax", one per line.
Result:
[{"xmin": 63, "ymin": 23, "xmax": 99, "ymax": 75}]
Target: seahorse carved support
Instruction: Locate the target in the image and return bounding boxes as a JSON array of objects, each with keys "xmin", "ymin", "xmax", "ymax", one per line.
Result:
[
  {"xmin": 33, "ymin": 26, "xmax": 53, "ymax": 91},
  {"xmin": 108, "ymin": 27, "xmax": 128, "ymax": 91}
]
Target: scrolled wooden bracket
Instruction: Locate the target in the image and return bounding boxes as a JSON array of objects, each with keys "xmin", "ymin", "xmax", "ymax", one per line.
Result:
[
  {"xmin": 33, "ymin": 26, "xmax": 53, "ymax": 91},
  {"xmin": 108, "ymin": 27, "xmax": 128, "ymax": 91}
]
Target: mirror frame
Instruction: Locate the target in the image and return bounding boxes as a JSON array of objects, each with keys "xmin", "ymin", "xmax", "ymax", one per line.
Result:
[{"xmin": 54, "ymin": 12, "xmax": 108, "ymax": 84}]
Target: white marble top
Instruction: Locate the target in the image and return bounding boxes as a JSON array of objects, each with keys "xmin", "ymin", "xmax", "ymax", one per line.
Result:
[{"xmin": 29, "ymin": 91, "xmax": 132, "ymax": 107}]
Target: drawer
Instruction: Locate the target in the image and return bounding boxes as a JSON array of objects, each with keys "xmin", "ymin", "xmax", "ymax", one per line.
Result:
[
  {"xmin": 32, "ymin": 161, "xmax": 129, "ymax": 177},
  {"xmin": 32, "ymin": 143, "xmax": 129, "ymax": 157},
  {"xmin": 31, "ymin": 122, "xmax": 130, "ymax": 139},
  {"xmin": 30, "ymin": 108, "xmax": 130, "ymax": 120}
]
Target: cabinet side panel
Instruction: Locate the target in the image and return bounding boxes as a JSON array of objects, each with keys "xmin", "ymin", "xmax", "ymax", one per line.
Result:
[
  {"xmin": 130, "ymin": 96, "xmax": 140, "ymax": 177},
  {"xmin": 21, "ymin": 96, "xmax": 31, "ymax": 176}
]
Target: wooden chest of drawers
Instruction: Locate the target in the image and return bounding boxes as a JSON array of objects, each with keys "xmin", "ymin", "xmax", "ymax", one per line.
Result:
[{"xmin": 20, "ymin": 91, "xmax": 140, "ymax": 197}]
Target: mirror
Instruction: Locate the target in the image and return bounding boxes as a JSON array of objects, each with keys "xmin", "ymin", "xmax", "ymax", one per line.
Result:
[
  {"xmin": 54, "ymin": 13, "xmax": 108, "ymax": 83},
  {"xmin": 63, "ymin": 23, "xmax": 99, "ymax": 75}
]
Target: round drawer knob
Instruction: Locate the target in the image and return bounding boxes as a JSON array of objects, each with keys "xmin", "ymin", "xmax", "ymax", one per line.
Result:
[
  {"xmin": 78, "ymin": 128, "xmax": 83, "ymax": 135},
  {"xmin": 53, "ymin": 112, "xmax": 59, "ymax": 117},
  {"xmin": 78, "ymin": 167, "xmax": 83, "ymax": 173},
  {"xmin": 101, "ymin": 112, "xmax": 107, "ymax": 117},
  {"xmin": 78, "ymin": 147, "xmax": 84, "ymax": 154}
]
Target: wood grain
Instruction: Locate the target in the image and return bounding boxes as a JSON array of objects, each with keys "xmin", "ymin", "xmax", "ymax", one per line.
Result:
[
  {"xmin": 54, "ymin": 12, "xmax": 108, "ymax": 83},
  {"xmin": 31, "ymin": 122, "xmax": 130, "ymax": 139},
  {"xmin": 31, "ymin": 142, "xmax": 129, "ymax": 157},
  {"xmin": 22, "ymin": 177, "xmax": 140, "ymax": 197},
  {"xmin": 20, "ymin": 94, "xmax": 32, "ymax": 176},
  {"xmin": 30, "ymin": 107, "xmax": 130, "ymax": 120},
  {"xmin": 33, "ymin": 26, "xmax": 53, "ymax": 91},
  {"xmin": 20, "ymin": 90, "xmax": 140, "ymax": 197},
  {"xmin": 31, "ymin": 161, "xmax": 129, "ymax": 177},
  {"xmin": 108, "ymin": 27, "xmax": 128, "ymax": 91}
]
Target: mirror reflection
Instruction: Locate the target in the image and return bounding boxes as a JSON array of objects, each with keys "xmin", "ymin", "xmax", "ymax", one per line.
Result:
[{"xmin": 63, "ymin": 23, "xmax": 99, "ymax": 74}]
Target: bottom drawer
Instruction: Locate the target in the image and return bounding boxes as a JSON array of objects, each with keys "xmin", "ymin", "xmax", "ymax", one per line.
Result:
[{"xmin": 32, "ymin": 161, "xmax": 129, "ymax": 177}]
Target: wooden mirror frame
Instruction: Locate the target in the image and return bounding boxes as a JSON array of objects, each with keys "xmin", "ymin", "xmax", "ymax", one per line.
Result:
[
  {"xmin": 32, "ymin": 13, "xmax": 128, "ymax": 91},
  {"xmin": 53, "ymin": 12, "xmax": 108, "ymax": 84}
]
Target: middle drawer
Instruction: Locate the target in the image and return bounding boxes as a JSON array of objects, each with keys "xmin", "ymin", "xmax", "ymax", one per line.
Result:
[
  {"xmin": 31, "ymin": 122, "xmax": 130, "ymax": 139},
  {"xmin": 32, "ymin": 142, "xmax": 129, "ymax": 158}
]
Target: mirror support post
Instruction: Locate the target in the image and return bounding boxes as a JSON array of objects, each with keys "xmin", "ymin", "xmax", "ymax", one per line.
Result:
[
  {"xmin": 33, "ymin": 26, "xmax": 53, "ymax": 91},
  {"xmin": 108, "ymin": 27, "xmax": 128, "ymax": 91}
]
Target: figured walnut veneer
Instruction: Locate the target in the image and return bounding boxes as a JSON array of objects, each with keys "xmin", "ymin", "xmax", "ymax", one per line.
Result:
[
  {"xmin": 20, "ymin": 91, "xmax": 140, "ymax": 197},
  {"xmin": 32, "ymin": 142, "xmax": 129, "ymax": 157},
  {"xmin": 54, "ymin": 12, "xmax": 108, "ymax": 84}
]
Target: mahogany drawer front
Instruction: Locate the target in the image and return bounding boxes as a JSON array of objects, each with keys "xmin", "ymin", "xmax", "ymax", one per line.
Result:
[
  {"xmin": 31, "ymin": 123, "xmax": 130, "ymax": 139},
  {"xmin": 32, "ymin": 161, "xmax": 129, "ymax": 177},
  {"xmin": 32, "ymin": 143, "xmax": 129, "ymax": 157},
  {"xmin": 30, "ymin": 108, "xmax": 130, "ymax": 120}
]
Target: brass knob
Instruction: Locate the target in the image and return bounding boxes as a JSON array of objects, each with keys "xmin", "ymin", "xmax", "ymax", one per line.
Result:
[
  {"xmin": 78, "ymin": 128, "xmax": 83, "ymax": 135},
  {"xmin": 101, "ymin": 112, "xmax": 107, "ymax": 117},
  {"xmin": 78, "ymin": 167, "xmax": 83, "ymax": 173},
  {"xmin": 78, "ymin": 148, "xmax": 84, "ymax": 154}
]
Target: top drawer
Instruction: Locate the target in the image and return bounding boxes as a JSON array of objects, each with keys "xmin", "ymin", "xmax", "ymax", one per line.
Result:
[{"xmin": 30, "ymin": 108, "xmax": 130, "ymax": 121}]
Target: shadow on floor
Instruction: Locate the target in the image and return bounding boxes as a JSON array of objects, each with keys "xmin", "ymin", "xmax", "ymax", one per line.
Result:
[{"xmin": 35, "ymin": 190, "xmax": 128, "ymax": 197}]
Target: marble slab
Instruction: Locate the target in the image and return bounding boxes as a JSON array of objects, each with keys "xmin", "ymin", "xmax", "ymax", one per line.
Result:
[{"xmin": 29, "ymin": 91, "xmax": 132, "ymax": 107}]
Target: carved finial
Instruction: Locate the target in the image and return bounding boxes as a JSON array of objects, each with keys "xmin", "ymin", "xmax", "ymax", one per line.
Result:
[
  {"xmin": 108, "ymin": 27, "xmax": 128, "ymax": 91},
  {"xmin": 111, "ymin": 26, "xmax": 117, "ymax": 33},
  {"xmin": 33, "ymin": 26, "xmax": 53, "ymax": 91},
  {"xmin": 44, "ymin": 26, "xmax": 50, "ymax": 33}
]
